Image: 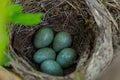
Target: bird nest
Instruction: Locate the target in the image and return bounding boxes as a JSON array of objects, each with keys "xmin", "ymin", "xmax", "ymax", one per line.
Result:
[{"xmin": 9, "ymin": 0, "xmax": 118, "ymax": 80}]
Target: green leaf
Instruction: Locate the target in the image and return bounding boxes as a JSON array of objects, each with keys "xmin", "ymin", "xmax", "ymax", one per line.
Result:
[
  {"xmin": 0, "ymin": 0, "xmax": 9, "ymax": 66},
  {"xmin": 8, "ymin": 4, "xmax": 44, "ymax": 25},
  {"xmin": 2, "ymin": 50, "xmax": 10, "ymax": 66},
  {"xmin": 0, "ymin": 54, "xmax": 10, "ymax": 66},
  {"xmin": 9, "ymin": 13, "xmax": 44, "ymax": 25},
  {"xmin": 0, "ymin": 26, "xmax": 8, "ymax": 66},
  {"xmin": 8, "ymin": 4, "xmax": 22, "ymax": 17}
]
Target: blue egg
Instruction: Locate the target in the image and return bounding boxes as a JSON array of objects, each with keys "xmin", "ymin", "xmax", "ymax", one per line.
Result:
[
  {"xmin": 56, "ymin": 48, "xmax": 77, "ymax": 68},
  {"xmin": 53, "ymin": 32, "xmax": 72, "ymax": 52},
  {"xmin": 41, "ymin": 60, "xmax": 64, "ymax": 76},
  {"xmin": 34, "ymin": 27, "xmax": 54, "ymax": 48},
  {"xmin": 33, "ymin": 48, "xmax": 56, "ymax": 64}
]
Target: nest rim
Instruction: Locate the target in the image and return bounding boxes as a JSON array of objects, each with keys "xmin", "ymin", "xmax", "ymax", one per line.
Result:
[{"xmin": 8, "ymin": 0, "xmax": 96, "ymax": 79}]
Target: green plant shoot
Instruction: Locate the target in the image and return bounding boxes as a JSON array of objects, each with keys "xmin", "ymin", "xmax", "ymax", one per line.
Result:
[
  {"xmin": 0, "ymin": 0, "xmax": 44, "ymax": 65},
  {"xmin": 8, "ymin": 4, "xmax": 44, "ymax": 25},
  {"xmin": 0, "ymin": 0, "xmax": 9, "ymax": 65}
]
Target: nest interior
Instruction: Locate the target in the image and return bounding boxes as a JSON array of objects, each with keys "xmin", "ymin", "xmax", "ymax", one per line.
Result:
[{"xmin": 10, "ymin": 0, "xmax": 96, "ymax": 77}]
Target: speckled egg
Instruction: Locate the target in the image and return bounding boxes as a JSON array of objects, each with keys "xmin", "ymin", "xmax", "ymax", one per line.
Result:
[
  {"xmin": 34, "ymin": 27, "xmax": 54, "ymax": 48},
  {"xmin": 41, "ymin": 60, "xmax": 64, "ymax": 76},
  {"xmin": 53, "ymin": 32, "xmax": 72, "ymax": 52},
  {"xmin": 56, "ymin": 48, "xmax": 77, "ymax": 68},
  {"xmin": 33, "ymin": 48, "xmax": 56, "ymax": 64}
]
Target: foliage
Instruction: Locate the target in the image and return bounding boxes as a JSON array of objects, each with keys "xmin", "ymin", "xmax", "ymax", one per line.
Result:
[
  {"xmin": 0, "ymin": 0, "xmax": 44, "ymax": 65},
  {"xmin": 8, "ymin": 4, "xmax": 44, "ymax": 25},
  {"xmin": 0, "ymin": 0, "xmax": 9, "ymax": 65}
]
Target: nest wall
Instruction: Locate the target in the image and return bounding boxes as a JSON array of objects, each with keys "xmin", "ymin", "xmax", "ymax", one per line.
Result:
[{"xmin": 9, "ymin": 0, "xmax": 96, "ymax": 80}]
